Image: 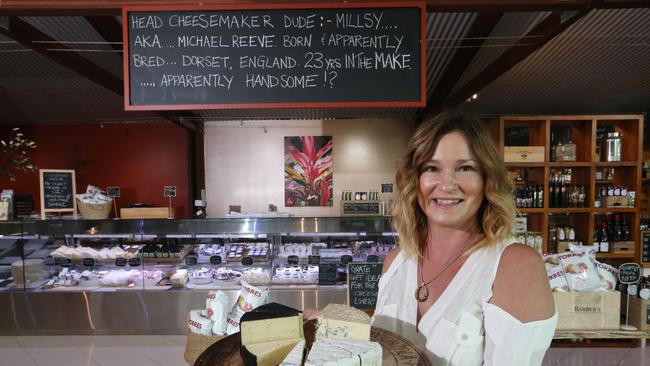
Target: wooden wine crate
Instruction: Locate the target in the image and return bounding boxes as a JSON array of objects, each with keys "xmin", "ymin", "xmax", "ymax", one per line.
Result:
[
  {"xmin": 120, "ymin": 207, "xmax": 171, "ymax": 219},
  {"xmin": 504, "ymin": 146, "xmax": 545, "ymax": 163}
]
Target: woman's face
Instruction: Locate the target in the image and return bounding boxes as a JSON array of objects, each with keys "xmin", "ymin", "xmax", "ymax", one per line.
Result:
[{"xmin": 418, "ymin": 131, "xmax": 485, "ymax": 232}]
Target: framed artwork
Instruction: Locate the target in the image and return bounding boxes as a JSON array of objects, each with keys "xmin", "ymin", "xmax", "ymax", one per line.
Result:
[{"xmin": 284, "ymin": 136, "xmax": 333, "ymax": 207}]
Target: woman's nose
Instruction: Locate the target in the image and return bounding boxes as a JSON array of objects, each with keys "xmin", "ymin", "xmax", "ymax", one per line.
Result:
[{"xmin": 439, "ymin": 169, "xmax": 458, "ymax": 190}]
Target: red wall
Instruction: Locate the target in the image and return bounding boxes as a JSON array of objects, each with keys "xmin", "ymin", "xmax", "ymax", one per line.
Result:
[{"xmin": 1, "ymin": 122, "xmax": 191, "ymax": 218}]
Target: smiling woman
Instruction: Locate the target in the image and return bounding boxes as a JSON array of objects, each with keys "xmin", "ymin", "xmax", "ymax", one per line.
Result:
[{"xmin": 373, "ymin": 111, "xmax": 557, "ymax": 366}]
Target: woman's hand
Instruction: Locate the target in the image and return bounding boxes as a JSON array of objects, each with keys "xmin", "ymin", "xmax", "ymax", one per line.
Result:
[{"xmin": 303, "ymin": 308, "xmax": 320, "ymax": 320}]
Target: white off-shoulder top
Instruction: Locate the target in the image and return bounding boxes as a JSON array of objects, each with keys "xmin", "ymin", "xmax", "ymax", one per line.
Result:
[{"xmin": 372, "ymin": 238, "xmax": 558, "ymax": 366}]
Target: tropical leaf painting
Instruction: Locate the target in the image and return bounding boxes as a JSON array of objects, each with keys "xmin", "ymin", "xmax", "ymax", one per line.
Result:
[{"xmin": 284, "ymin": 136, "xmax": 333, "ymax": 207}]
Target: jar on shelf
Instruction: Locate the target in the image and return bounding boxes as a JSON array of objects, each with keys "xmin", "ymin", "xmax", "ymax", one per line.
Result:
[{"xmin": 604, "ymin": 132, "xmax": 622, "ymax": 162}]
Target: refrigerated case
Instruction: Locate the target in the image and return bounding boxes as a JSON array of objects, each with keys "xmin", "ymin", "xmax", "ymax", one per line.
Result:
[{"xmin": 0, "ymin": 217, "xmax": 395, "ymax": 335}]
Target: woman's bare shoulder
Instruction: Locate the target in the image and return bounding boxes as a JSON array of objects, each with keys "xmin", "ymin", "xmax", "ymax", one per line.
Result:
[
  {"xmin": 489, "ymin": 243, "xmax": 555, "ymax": 322},
  {"xmin": 382, "ymin": 247, "xmax": 401, "ymax": 275}
]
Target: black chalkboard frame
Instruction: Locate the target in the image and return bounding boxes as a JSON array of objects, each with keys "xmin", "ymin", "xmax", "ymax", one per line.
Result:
[
  {"xmin": 122, "ymin": 2, "xmax": 426, "ymax": 110},
  {"xmin": 39, "ymin": 169, "xmax": 77, "ymax": 220}
]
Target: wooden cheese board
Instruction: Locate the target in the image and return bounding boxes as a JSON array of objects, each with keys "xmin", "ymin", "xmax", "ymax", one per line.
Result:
[{"xmin": 194, "ymin": 319, "xmax": 431, "ymax": 366}]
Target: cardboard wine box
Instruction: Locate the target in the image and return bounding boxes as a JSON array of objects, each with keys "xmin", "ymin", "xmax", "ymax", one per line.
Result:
[
  {"xmin": 504, "ymin": 146, "xmax": 545, "ymax": 163},
  {"xmin": 553, "ymin": 291, "xmax": 621, "ymax": 330}
]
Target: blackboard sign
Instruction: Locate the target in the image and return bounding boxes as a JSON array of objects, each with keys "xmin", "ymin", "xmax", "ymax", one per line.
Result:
[
  {"xmin": 347, "ymin": 262, "xmax": 381, "ymax": 309},
  {"xmin": 318, "ymin": 263, "xmax": 338, "ymax": 285},
  {"xmin": 341, "ymin": 201, "xmax": 382, "ymax": 216},
  {"xmin": 242, "ymin": 256, "xmax": 254, "ymax": 266},
  {"xmin": 107, "ymin": 186, "xmax": 121, "ymax": 198},
  {"xmin": 340, "ymin": 255, "xmax": 353, "ymax": 265},
  {"xmin": 381, "ymin": 183, "xmax": 393, "ymax": 193},
  {"xmin": 366, "ymin": 255, "xmax": 379, "ymax": 263},
  {"xmin": 308, "ymin": 255, "xmax": 320, "ymax": 265},
  {"xmin": 209, "ymin": 255, "xmax": 222, "ymax": 265},
  {"xmin": 123, "ymin": 3, "xmax": 425, "ymax": 110},
  {"xmin": 115, "ymin": 257, "xmax": 127, "ymax": 267},
  {"xmin": 642, "ymin": 234, "xmax": 650, "ymax": 264},
  {"xmin": 128, "ymin": 257, "xmax": 142, "ymax": 267},
  {"xmin": 39, "ymin": 169, "xmax": 77, "ymax": 219},
  {"xmin": 60, "ymin": 258, "xmax": 73, "ymax": 268},
  {"xmin": 287, "ymin": 255, "xmax": 299, "ymax": 265},
  {"xmin": 164, "ymin": 186, "xmax": 177, "ymax": 198},
  {"xmin": 82, "ymin": 258, "xmax": 96, "ymax": 267},
  {"xmin": 185, "ymin": 255, "xmax": 198, "ymax": 266},
  {"xmin": 619, "ymin": 263, "xmax": 641, "ymax": 284}
]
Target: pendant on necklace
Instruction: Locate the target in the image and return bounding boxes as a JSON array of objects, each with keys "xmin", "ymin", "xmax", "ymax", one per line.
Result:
[{"xmin": 414, "ymin": 282, "xmax": 429, "ymax": 302}]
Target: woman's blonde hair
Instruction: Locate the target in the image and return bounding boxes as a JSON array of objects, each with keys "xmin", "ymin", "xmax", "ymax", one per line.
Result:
[{"xmin": 392, "ymin": 111, "xmax": 516, "ymax": 259}]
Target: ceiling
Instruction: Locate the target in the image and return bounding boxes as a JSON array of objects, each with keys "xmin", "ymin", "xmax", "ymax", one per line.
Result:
[{"xmin": 0, "ymin": 0, "xmax": 648, "ymax": 128}]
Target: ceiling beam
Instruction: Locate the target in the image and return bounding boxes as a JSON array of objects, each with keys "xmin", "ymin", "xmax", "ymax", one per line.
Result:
[
  {"xmin": 84, "ymin": 16, "xmax": 122, "ymax": 52},
  {"xmin": 437, "ymin": 5, "xmax": 598, "ymax": 115},
  {"xmin": 3, "ymin": 0, "xmax": 641, "ymax": 16},
  {"xmin": 418, "ymin": 12, "xmax": 503, "ymax": 120},
  {"xmin": 0, "ymin": 16, "xmax": 198, "ymax": 131}
]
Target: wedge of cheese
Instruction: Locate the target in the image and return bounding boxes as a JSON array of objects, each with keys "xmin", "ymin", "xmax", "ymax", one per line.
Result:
[
  {"xmin": 315, "ymin": 303, "xmax": 371, "ymax": 341},
  {"xmin": 240, "ymin": 302, "xmax": 304, "ymax": 346},
  {"xmin": 305, "ymin": 339, "xmax": 382, "ymax": 366},
  {"xmin": 242, "ymin": 338, "xmax": 303, "ymax": 366},
  {"xmin": 279, "ymin": 339, "xmax": 305, "ymax": 366}
]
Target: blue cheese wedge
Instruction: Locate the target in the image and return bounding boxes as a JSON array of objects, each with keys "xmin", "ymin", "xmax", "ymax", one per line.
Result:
[
  {"xmin": 315, "ymin": 304, "xmax": 371, "ymax": 341},
  {"xmin": 305, "ymin": 339, "xmax": 382, "ymax": 366},
  {"xmin": 242, "ymin": 338, "xmax": 304, "ymax": 366},
  {"xmin": 279, "ymin": 339, "xmax": 305, "ymax": 366}
]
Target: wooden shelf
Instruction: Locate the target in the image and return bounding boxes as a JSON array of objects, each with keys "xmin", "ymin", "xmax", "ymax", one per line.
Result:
[
  {"xmin": 516, "ymin": 208, "xmax": 545, "ymax": 213},
  {"xmin": 594, "ymin": 161, "xmax": 638, "ymax": 167},
  {"xmin": 596, "ymin": 252, "xmax": 636, "ymax": 259},
  {"xmin": 504, "ymin": 162, "xmax": 546, "ymax": 168},
  {"xmin": 548, "ymin": 208, "xmax": 591, "ymax": 214},
  {"xmin": 593, "ymin": 207, "xmax": 637, "ymax": 213},
  {"xmin": 548, "ymin": 162, "xmax": 592, "ymax": 167}
]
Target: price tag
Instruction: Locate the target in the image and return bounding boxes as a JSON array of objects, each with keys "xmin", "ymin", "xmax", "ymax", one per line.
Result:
[
  {"xmin": 106, "ymin": 186, "xmax": 121, "ymax": 198},
  {"xmin": 287, "ymin": 255, "xmax": 299, "ymax": 265},
  {"xmin": 128, "ymin": 257, "xmax": 142, "ymax": 267},
  {"xmin": 366, "ymin": 255, "xmax": 379, "ymax": 263},
  {"xmin": 185, "ymin": 256, "xmax": 198, "ymax": 266},
  {"xmin": 308, "ymin": 255, "xmax": 320, "ymax": 265},
  {"xmin": 340, "ymin": 255, "xmax": 353, "ymax": 265},
  {"xmin": 82, "ymin": 258, "xmax": 95, "ymax": 267},
  {"xmin": 60, "ymin": 258, "xmax": 72, "ymax": 268},
  {"xmin": 209, "ymin": 256, "xmax": 222, "ymax": 265},
  {"xmin": 115, "ymin": 257, "xmax": 127, "ymax": 267},
  {"xmin": 164, "ymin": 186, "xmax": 177, "ymax": 198},
  {"xmin": 619, "ymin": 262, "xmax": 641, "ymax": 284},
  {"xmin": 242, "ymin": 256, "xmax": 254, "ymax": 266}
]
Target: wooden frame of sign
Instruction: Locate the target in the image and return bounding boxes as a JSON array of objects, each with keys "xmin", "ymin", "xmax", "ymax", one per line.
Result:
[{"xmin": 39, "ymin": 169, "xmax": 77, "ymax": 220}]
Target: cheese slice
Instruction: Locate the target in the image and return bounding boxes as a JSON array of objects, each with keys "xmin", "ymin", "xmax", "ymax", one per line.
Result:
[
  {"xmin": 240, "ymin": 303, "xmax": 304, "ymax": 346},
  {"xmin": 315, "ymin": 303, "xmax": 371, "ymax": 341},
  {"xmin": 279, "ymin": 339, "xmax": 305, "ymax": 366},
  {"xmin": 305, "ymin": 339, "xmax": 382, "ymax": 366},
  {"xmin": 242, "ymin": 338, "xmax": 303, "ymax": 366}
]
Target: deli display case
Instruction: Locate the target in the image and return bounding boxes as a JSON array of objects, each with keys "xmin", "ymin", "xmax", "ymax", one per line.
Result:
[{"xmin": 0, "ymin": 217, "xmax": 395, "ymax": 335}]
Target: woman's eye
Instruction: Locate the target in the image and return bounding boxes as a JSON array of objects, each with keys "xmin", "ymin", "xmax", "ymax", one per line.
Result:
[
  {"xmin": 457, "ymin": 165, "xmax": 475, "ymax": 172},
  {"xmin": 422, "ymin": 165, "xmax": 437, "ymax": 173}
]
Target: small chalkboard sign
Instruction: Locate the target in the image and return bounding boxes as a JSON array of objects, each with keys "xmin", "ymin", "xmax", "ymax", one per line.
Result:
[
  {"xmin": 60, "ymin": 258, "xmax": 72, "ymax": 268},
  {"xmin": 164, "ymin": 186, "xmax": 177, "ymax": 198},
  {"xmin": 287, "ymin": 255, "xmax": 299, "ymax": 265},
  {"xmin": 209, "ymin": 255, "xmax": 222, "ymax": 265},
  {"xmin": 82, "ymin": 258, "xmax": 96, "ymax": 267},
  {"xmin": 340, "ymin": 255, "xmax": 353, "ymax": 265},
  {"xmin": 39, "ymin": 169, "xmax": 77, "ymax": 219},
  {"xmin": 308, "ymin": 255, "xmax": 320, "ymax": 265},
  {"xmin": 242, "ymin": 256, "xmax": 254, "ymax": 266},
  {"xmin": 347, "ymin": 262, "xmax": 382, "ymax": 309},
  {"xmin": 107, "ymin": 186, "xmax": 121, "ymax": 198},
  {"xmin": 128, "ymin": 257, "xmax": 142, "ymax": 267},
  {"xmin": 381, "ymin": 183, "xmax": 393, "ymax": 193},
  {"xmin": 115, "ymin": 257, "xmax": 127, "ymax": 267},
  {"xmin": 619, "ymin": 262, "xmax": 641, "ymax": 284},
  {"xmin": 185, "ymin": 255, "xmax": 198, "ymax": 266},
  {"xmin": 318, "ymin": 263, "xmax": 338, "ymax": 286},
  {"xmin": 366, "ymin": 255, "xmax": 379, "ymax": 263},
  {"xmin": 341, "ymin": 201, "xmax": 382, "ymax": 216}
]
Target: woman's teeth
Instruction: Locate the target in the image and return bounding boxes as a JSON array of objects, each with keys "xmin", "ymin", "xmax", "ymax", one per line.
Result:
[{"xmin": 435, "ymin": 199, "xmax": 461, "ymax": 205}]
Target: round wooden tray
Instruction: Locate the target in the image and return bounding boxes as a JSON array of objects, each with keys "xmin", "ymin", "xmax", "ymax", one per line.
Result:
[{"xmin": 194, "ymin": 320, "xmax": 431, "ymax": 366}]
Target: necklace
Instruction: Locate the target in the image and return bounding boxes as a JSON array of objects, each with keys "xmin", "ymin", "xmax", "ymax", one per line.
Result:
[{"xmin": 414, "ymin": 232, "xmax": 480, "ymax": 303}]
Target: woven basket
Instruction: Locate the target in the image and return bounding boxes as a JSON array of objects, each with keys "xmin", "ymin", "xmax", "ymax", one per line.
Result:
[
  {"xmin": 77, "ymin": 200, "xmax": 112, "ymax": 219},
  {"xmin": 184, "ymin": 330, "xmax": 225, "ymax": 365}
]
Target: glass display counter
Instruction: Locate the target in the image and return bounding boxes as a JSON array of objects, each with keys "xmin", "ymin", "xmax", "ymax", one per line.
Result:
[{"xmin": 0, "ymin": 217, "xmax": 395, "ymax": 335}]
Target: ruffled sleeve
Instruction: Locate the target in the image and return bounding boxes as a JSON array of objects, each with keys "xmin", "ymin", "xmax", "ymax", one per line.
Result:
[{"xmin": 482, "ymin": 302, "xmax": 558, "ymax": 366}]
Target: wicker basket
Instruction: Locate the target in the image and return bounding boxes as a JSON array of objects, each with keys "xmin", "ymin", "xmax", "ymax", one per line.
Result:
[
  {"xmin": 77, "ymin": 200, "xmax": 112, "ymax": 219},
  {"xmin": 184, "ymin": 330, "xmax": 225, "ymax": 365}
]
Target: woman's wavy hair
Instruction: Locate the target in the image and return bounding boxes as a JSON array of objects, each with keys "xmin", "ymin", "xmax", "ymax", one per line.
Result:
[{"xmin": 392, "ymin": 111, "xmax": 516, "ymax": 259}]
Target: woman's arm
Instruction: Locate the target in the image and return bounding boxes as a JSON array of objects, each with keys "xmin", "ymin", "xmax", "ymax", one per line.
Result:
[{"xmin": 489, "ymin": 243, "xmax": 555, "ymax": 321}]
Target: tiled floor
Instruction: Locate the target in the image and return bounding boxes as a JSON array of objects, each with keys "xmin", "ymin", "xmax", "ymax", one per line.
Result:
[{"xmin": 1, "ymin": 336, "xmax": 649, "ymax": 365}]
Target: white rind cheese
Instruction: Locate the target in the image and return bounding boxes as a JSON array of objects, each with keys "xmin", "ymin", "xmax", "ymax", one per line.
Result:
[
  {"xmin": 315, "ymin": 304, "xmax": 371, "ymax": 341},
  {"xmin": 279, "ymin": 339, "xmax": 305, "ymax": 366},
  {"xmin": 305, "ymin": 339, "xmax": 382, "ymax": 366},
  {"xmin": 243, "ymin": 338, "xmax": 303, "ymax": 366}
]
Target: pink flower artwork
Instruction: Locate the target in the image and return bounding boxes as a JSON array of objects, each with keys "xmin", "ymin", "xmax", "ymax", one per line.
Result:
[{"xmin": 284, "ymin": 136, "xmax": 333, "ymax": 207}]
